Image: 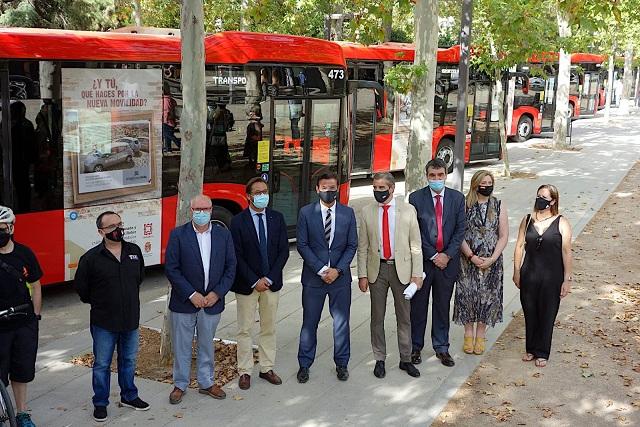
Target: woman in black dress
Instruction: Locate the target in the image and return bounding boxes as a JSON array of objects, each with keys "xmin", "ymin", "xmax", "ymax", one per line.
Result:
[{"xmin": 513, "ymin": 184, "xmax": 573, "ymax": 367}]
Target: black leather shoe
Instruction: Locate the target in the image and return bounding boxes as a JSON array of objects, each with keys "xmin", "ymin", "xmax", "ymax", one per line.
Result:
[
  {"xmin": 411, "ymin": 351, "xmax": 422, "ymax": 365},
  {"xmin": 399, "ymin": 362, "xmax": 421, "ymax": 377},
  {"xmin": 373, "ymin": 361, "xmax": 386, "ymax": 378},
  {"xmin": 336, "ymin": 365, "xmax": 349, "ymax": 381},
  {"xmin": 297, "ymin": 367, "xmax": 309, "ymax": 383},
  {"xmin": 436, "ymin": 352, "xmax": 455, "ymax": 367}
]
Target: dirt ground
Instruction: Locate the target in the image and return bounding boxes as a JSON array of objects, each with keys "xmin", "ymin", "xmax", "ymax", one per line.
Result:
[
  {"xmin": 71, "ymin": 327, "xmax": 256, "ymax": 388},
  {"xmin": 433, "ymin": 162, "xmax": 640, "ymax": 426}
]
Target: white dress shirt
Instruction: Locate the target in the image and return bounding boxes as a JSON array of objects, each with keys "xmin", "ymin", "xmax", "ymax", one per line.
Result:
[
  {"xmin": 249, "ymin": 207, "xmax": 272, "ymax": 287},
  {"xmin": 317, "ymin": 201, "xmax": 336, "ymax": 275},
  {"xmin": 194, "ymin": 222, "xmax": 212, "ymax": 291},
  {"xmin": 378, "ymin": 197, "xmax": 396, "ymax": 258}
]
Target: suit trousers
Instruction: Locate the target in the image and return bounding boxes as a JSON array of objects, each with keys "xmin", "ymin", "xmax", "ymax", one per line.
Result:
[
  {"xmin": 298, "ymin": 284, "xmax": 352, "ymax": 368},
  {"xmin": 236, "ymin": 289, "xmax": 280, "ymax": 375},
  {"xmin": 410, "ymin": 268, "xmax": 455, "ymax": 354},
  {"xmin": 369, "ymin": 263, "xmax": 412, "ymax": 363},
  {"xmin": 171, "ymin": 310, "xmax": 221, "ymax": 391}
]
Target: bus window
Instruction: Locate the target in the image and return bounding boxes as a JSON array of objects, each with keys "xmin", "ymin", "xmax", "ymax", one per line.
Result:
[{"xmin": 6, "ymin": 61, "xmax": 63, "ymax": 214}]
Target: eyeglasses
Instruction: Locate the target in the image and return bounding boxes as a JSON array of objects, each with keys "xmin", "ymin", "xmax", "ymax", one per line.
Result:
[
  {"xmin": 191, "ymin": 207, "xmax": 212, "ymax": 213},
  {"xmin": 536, "ymin": 235, "xmax": 543, "ymax": 250},
  {"xmin": 100, "ymin": 222, "xmax": 124, "ymax": 232},
  {"xmin": 251, "ymin": 190, "xmax": 269, "ymax": 196}
]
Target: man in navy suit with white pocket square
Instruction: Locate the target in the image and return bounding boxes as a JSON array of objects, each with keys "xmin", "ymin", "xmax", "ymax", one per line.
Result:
[
  {"xmin": 296, "ymin": 172, "xmax": 358, "ymax": 383},
  {"xmin": 408, "ymin": 158, "xmax": 466, "ymax": 368}
]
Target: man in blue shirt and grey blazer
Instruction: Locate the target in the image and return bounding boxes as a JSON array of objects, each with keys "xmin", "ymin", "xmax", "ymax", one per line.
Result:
[
  {"xmin": 296, "ymin": 172, "xmax": 358, "ymax": 383},
  {"xmin": 408, "ymin": 158, "xmax": 466, "ymax": 368}
]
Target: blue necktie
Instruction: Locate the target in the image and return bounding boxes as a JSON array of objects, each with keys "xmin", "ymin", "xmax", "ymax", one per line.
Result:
[{"xmin": 257, "ymin": 213, "xmax": 269, "ymax": 275}]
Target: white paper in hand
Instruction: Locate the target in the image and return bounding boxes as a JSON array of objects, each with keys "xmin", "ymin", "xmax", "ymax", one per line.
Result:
[{"xmin": 404, "ymin": 283, "xmax": 418, "ymax": 300}]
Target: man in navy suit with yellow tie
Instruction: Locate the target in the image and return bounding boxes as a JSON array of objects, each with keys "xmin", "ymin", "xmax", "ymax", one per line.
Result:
[
  {"xmin": 409, "ymin": 158, "xmax": 466, "ymax": 368},
  {"xmin": 230, "ymin": 177, "xmax": 289, "ymax": 391},
  {"xmin": 296, "ymin": 172, "xmax": 358, "ymax": 383}
]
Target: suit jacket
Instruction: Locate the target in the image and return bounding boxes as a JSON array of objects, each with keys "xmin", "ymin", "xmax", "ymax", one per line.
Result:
[
  {"xmin": 230, "ymin": 208, "xmax": 290, "ymax": 295},
  {"xmin": 357, "ymin": 198, "xmax": 423, "ymax": 285},
  {"xmin": 409, "ymin": 186, "xmax": 466, "ymax": 279},
  {"xmin": 165, "ymin": 222, "xmax": 237, "ymax": 314},
  {"xmin": 296, "ymin": 201, "xmax": 358, "ymax": 288}
]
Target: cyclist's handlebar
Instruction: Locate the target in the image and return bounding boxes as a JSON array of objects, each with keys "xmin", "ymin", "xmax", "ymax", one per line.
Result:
[{"xmin": 0, "ymin": 304, "xmax": 31, "ymax": 318}]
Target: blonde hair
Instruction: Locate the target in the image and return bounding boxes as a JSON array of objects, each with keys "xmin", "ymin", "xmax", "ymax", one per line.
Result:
[
  {"xmin": 466, "ymin": 170, "xmax": 495, "ymax": 209},
  {"xmin": 535, "ymin": 184, "xmax": 559, "ymax": 216}
]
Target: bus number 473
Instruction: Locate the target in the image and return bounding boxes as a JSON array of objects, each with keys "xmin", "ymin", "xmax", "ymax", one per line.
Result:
[{"xmin": 328, "ymin": 69, "xmax": 345, "ymax": 80}]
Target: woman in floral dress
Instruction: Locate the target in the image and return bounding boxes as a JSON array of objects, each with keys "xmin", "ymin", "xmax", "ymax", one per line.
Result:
[{"xmin": 454, "ymin": 170, "xmax": 509, "ymax": 355}]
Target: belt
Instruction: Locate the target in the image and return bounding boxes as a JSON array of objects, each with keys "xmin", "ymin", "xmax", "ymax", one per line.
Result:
[{"xmin": 380, "ymin": 259, "xmax": 395, "ymax": 265}]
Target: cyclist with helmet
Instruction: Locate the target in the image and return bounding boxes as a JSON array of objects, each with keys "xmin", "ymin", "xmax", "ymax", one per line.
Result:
[{"xmin": 0, "ymin": 206, "xmax": 42, "ymax": 427}]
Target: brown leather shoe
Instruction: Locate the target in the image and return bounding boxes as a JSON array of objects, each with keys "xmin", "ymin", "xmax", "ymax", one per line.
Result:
[
  {"xmin": 199, "ymin": 385, "xmax": 226, "ymax": 400},
  {"xmin": 258, "ymin": 370, "xmax": 282, "ymax": 385},
  {"xmin": 169, "ymin": 387, "xmax": 184, "ymax": 405},
  {"xmin": 238, "ymin": 374, "xmax": 251, "ymax": 390}
]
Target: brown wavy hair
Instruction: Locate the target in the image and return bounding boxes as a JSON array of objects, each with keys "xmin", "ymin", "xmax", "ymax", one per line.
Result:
[
  {"xmin": 466, "ymin": 170, "xmax": 495, "ymax": 209},
  {"xmin": 535, "ymin": 184, "xmax": 559, "ymax": 216}
]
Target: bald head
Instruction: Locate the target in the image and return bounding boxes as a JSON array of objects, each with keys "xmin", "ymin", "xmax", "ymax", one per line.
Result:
[{"xmin": 190, "ymin": 195, "xmax": 212, "ymax": 210}]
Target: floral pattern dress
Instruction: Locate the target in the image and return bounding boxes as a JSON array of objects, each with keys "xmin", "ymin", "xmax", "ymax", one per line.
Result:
[{"xmin": 453, "ymin": 197, "xmax": 504, "ymax": 327}]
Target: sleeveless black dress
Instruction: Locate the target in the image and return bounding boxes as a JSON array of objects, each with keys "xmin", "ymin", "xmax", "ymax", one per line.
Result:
[{"xmin": 519, "ymin": 215, "xmax": 565, "ymax": 360}]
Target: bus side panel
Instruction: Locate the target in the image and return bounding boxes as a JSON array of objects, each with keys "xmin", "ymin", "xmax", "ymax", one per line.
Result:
[
  {"xmin": 339, "ymin": 182, "xmax": 350, "ymax": 205},
  {"xmin": 510, "ymin": 106, "xmax": 542, "ymax": 136},
  {"xmin": 569, "ymin": 95, "xmax": 580, "ymax": 118},
  {"xmin": 372, "ymin": 133, "xmax": 393, "ymax": 172},
  {"xmin": 14, "ymin": 210, "xmax": 65, "ymax": 285},
  {"xmin": 431, "ymin": 126, "xmax": 457, "ymax": 154}
]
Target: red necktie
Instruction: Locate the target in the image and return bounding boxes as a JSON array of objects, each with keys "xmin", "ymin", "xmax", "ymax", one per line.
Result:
[
  {"xmin": 382, "ymin": 205, "xmax": 392, "ymax": 259},
  {"xmin": 435, "ymin": 194, "xmax": 444, "ymax": 252}
]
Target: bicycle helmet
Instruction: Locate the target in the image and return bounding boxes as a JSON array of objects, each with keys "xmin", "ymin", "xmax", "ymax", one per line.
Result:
[{"xmin": 0, "ymin": 206, "xmax": 15, "ymax": 224}]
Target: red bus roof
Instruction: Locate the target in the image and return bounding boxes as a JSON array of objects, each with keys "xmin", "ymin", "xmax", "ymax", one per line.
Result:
[
  {"xmin": 0, "ymin": 28, "xmax": 182, "ymax": 62},
  {"xmin": 338, "ymin": 42, "xmax": 460, "ymax": 64},
  {"xmin": 528, "ymin": 51, "xmax": 605, "ymax": 64},
  {"xmin": 205, "ymin": 32, "xmax": 345, "ymax": 66},
  {"xmin": 0, "ymin": 28, "xmax": 346, "ymax": 67}
]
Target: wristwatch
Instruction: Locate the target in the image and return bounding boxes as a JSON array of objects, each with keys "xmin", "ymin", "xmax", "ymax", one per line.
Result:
[
  {"xmin": 335, "ymin": 268, "xmax": 343, "ymax": 276},
  {"xmin": 36, "ymin": 314, "xmax": 42, "ymax": 320}
]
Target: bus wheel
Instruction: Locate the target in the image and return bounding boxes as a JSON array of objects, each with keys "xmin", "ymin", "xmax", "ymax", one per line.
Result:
[
  {"xmin": 515, "ymin": 116, "xmax": 533, "ymax": 142},
  {"xmin": 212, "ymin": 205, "xmax": 233, "ymax": 229},
  {"xmin": 436, "ymin": 138, "xmax": 455, "ymax": 174}
]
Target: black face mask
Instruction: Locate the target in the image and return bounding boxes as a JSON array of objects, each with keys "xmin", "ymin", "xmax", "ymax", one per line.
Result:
[
  {"xmin": 477, "ymin": 186, "xmax": 493, "ymax": 197},
  {"xmin": 535, "ymin": 196, "xmax": 551, "ymax": 211},
  {"xmin": 104, "ymin": 227, "xmax": 124, "ymax": 242},
  {"xmin": 373, "ymin": 189, "xmax": 390, "ymax": 204},
  {"xmin": 0, "ymin": 231, "xmax": 11, "ymax": 248},
  {"xmin": 318, "ymin": 190, "xmax": 338, "ymax": 204}
]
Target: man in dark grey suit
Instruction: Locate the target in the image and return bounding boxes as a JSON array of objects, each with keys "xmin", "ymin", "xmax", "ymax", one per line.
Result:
[{"xmin": 408, "ymin": 158, "xmax": 466, "ymax": 367}]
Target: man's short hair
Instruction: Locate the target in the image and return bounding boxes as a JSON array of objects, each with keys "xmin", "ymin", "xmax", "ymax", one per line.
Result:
[
  {"xmin": 425, "ymin": 158, "xmax": 447, "ymax": 173},
  {"xmin": 372, "ymin": 172, "xmax": 395, "ymax": 187},
  {"xmin": 246, "ymin": 176, "xmax": 268, "ymax": 194},
  {"xmin": 316, "ymin": 171, "xmax": 338, "ymax": 187},
  {"xmin": 96, "ymin": 211, "xmax": 119, "ymax": 229}
]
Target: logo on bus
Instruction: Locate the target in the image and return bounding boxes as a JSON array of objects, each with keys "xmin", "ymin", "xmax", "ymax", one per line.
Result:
[
  {"xmin": 211, "ymin": 76, "xmax": 247, "ymax": 86},
  {"xmin": 69, "ymin": 211, "xmax": 79, "ymax": 221}
]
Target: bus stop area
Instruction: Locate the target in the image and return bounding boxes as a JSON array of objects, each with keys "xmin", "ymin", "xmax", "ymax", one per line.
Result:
[{"xmin": 26, "ymin": 107, "xmax": 640, "ymax": 426}]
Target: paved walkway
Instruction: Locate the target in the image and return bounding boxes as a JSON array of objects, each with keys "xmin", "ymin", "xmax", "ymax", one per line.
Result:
[{"xmin": 28, "ymin": 108, "xmax": 640, "ymax": 426}]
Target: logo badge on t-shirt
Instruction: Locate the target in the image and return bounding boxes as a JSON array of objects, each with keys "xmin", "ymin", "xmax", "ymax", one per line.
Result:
[{"xmin": 129, "ymin": 254, "xmax": 139, "ymax": 260}]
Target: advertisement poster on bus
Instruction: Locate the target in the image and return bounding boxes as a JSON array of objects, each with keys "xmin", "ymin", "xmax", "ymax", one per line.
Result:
[
  {"xmin": 61, "ymin": 68, "xmax": 163, "ymax": 208},
  {"xmin": 64, "ymin": 199, "xmax": 161, "ymax": 281},
  {"xmin": 391, "ymin": 92, "xmax": 411, "ymax": 170}
]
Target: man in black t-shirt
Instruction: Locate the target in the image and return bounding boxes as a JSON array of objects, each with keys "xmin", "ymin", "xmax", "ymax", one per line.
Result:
[{"xmin": 0, "ymin": 205, "xmax": 42, "ymax": 427}]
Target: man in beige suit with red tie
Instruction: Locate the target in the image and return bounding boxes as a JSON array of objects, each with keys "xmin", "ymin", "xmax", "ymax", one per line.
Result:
[{"xmin": 357, "ymin": 172, "xmax": 423, "ymax": 378}]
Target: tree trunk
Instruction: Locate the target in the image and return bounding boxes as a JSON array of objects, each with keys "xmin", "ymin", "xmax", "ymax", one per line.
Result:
[
  {"xmin": 604, "ymin": 46, "xmax": 615, "ymax": 122},
  {"xmin": 240, "ymin": 0, "xmax": 249, "ymax": 31},
  {"xmin": 505, "ymin": 66, "xmax": 516, "ymax": 142},
  {"xmin": 132, "ymin": 0, "xmax": 142, "ymax": 27},
  {"xmin": 383, "ymin": 5, "xmax": 393, "ymax": 42},
  {"xmin": 634, "ymin": 66, "xmax": 640, "ymax": 107},
  {"xmin": 404, "ymin": 0, "xmax": 439, "ymax": 195},
  {"xmin": 159, "ymin": 0, "xmax": 207, "ymax": 363},
  {"xmin": 495, "ymin": 70, "xmax": 510, "ymax": 178},
  {"xmin": 620, "ymin": 43, "xmax": 634, "ymax": 112},
  {"xmin": 552, "ymin": 11, "xmax": 571, "ymax": 149}
]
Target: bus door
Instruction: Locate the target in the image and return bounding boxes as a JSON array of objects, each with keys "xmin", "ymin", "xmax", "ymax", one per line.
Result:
[
  {"xmin": 348, "ymin": 80, "xmax": 384, "ymax": 177},
  {"xmin": 579, "ymin": 71, "xmax": 598, "ymax": 116},
  {"xmin": 469, "ymin": 81, "xmax": 500, "ymax": 160},
  {"xmin": 0, "ymin": 64, "xmax": 9, "ymax": 205},
  {"xmin": 541, "ymin": 75, "xmax": 557, "ymax": 131},
  {"xmin": 270, "ymin": 97, "xmax": 342, "ymax": 236}
]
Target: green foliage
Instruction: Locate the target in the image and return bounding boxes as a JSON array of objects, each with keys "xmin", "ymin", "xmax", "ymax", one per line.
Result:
[
  {"xmin": 383, "ymin": 62, "xmax": 428, "ymax": 95},
  {"xmin": 0, "ymin": 0, "xmax": 117, "ymax": 30}
]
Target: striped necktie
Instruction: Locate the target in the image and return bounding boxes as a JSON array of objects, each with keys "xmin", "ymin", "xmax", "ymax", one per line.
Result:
[{"xmin": 324, "ymin": 208, "xmax": 332, "ymax": 245}]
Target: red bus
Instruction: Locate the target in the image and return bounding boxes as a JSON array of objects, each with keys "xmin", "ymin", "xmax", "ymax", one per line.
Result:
[
  {"xmin": 339, "ymin": 42, "xmax": 504, "ymax": 174},
  {"xmin": 0, "ymin": 28, "xmax": 359, "ymax": 284},
  {"xmin": 508, "ymin": 52, "xmax": 605, "ymax": 141}
]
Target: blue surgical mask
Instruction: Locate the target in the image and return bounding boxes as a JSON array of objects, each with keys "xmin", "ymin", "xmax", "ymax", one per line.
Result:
[
  {"xmin": 192, "ymin": 210, "xmax": 211, "ymax": 226},
  {"xmin": 252, "ymin": 194, "xmax": 269, "ymax": 209},
  {"xmin": 428, "ymin": 180, "xmax": 445, "ymax": 192}
]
